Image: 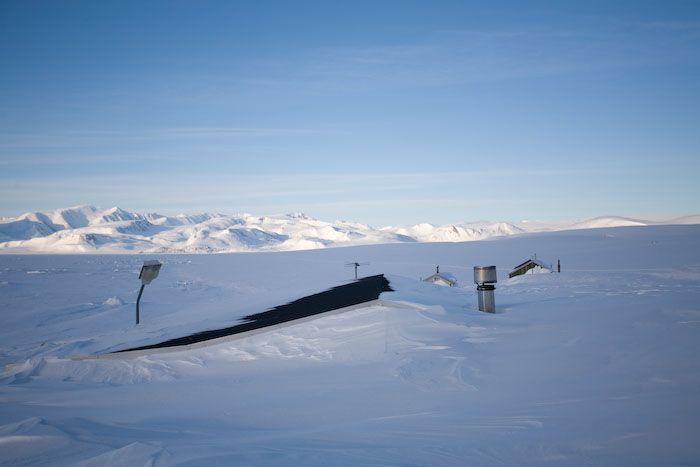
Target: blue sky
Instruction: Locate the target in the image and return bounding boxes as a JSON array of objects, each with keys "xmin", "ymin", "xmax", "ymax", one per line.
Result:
[{"xmin": 1, "ymin": 0, "xmax": 698, "ymax": 226}]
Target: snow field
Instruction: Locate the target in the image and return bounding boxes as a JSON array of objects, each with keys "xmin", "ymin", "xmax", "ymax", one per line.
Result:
[{"xmin": 0, "ymin": 224, "xmax": 699, "ymax": 465}]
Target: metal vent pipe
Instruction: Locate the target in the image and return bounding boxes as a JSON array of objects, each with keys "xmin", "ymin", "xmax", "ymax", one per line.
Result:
[{"xmin": 473, "ymin": 266, "xmax": 497, "ymax": 313}]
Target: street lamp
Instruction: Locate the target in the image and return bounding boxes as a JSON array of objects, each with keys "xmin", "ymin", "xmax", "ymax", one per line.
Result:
[{"xmin": 136, "ymin": 260, "xmax": 162, "ymax": 324}]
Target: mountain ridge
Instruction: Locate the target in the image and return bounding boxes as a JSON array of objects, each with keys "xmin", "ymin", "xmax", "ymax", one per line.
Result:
[{"xmin": 1, "ymin": 205, "xmax": 697, "ymax": 254}]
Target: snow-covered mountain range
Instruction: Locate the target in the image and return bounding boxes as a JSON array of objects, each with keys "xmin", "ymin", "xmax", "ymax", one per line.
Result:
[{"xmin": 0, "ymin": 205, "xmax": 697, "ymax": 253}]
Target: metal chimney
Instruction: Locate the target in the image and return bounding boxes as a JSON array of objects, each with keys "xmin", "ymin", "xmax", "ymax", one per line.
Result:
[{"xmin": 473, "ymin": 266, "xmax": 497, "ymax": 313}]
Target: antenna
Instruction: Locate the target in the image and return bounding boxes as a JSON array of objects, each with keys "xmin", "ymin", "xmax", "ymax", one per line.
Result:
[{"xmin": 345, "ymin": 261, "xmax": 369, "ymax": 280}]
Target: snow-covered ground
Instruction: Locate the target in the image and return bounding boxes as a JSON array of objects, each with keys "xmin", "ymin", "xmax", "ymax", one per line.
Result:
[
  {"xmin": 1, "ymin": 224, "xmax": 700, "ymax": 465},
  {"xmin": 1, "ymin": 205, "xmax": 698, "ymax": 254}
]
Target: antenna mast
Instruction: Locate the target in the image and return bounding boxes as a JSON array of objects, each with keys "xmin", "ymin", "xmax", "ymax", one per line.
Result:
[{"xmin": 345, "ymin": 261, "xmax": 368, "ymax": 280}]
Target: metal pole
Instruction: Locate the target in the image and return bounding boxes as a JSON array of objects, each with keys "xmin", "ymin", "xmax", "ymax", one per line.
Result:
[
  {"xmin": 136, "ymin": 284, "xmax": 145, "ymax": 325},
  {"xmin": 355, "ymin": 263, "xmax": 358, "ymax": 280}
]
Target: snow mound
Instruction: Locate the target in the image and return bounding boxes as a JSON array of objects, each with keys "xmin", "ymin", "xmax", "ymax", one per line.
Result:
[
  {"xmin": 75, "ymin": 442, "xmax": 167, "ymax": 467},
  {"xmin": 102, "ymin": 296, "xmax": 124, "ymax": 306},
  {"xmin": 667, "ymin": 214, "xmax": 700, "ymax": 225},
  {"xmin": 570, "ymin": 216, "xmax": 649, "ymax": 229}
]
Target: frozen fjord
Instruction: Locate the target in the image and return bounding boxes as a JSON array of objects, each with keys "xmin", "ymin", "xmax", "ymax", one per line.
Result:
[{"xmin": 1, "ymin": 224, "xmax": 700, "ymax": 465}]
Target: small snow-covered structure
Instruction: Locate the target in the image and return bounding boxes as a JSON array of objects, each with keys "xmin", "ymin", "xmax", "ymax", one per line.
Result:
[
  {"xmin": 423, "ymin": 266, "xmax": 457, "ymax": 287},
  {"xmin": 508, "ymin": 257, "xmax": 552, "ymax": 278}
]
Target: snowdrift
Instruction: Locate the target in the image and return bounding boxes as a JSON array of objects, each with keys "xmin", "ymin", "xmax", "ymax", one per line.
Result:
[{"xmin": 1, "ymin": 224, "xmax": 700, "ymax": 465}]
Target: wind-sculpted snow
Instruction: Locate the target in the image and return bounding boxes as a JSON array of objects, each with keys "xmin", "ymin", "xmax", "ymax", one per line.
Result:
[
  {"xmin": 1, "ymin": 225, "xmax": 700, "ymax": 465},
  {"xmin": 2, "ymin": 205, "xmax": 698, "ymax": 254}
]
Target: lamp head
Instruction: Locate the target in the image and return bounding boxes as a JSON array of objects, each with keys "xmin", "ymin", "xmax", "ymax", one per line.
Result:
[{"xmin": 139, "ymin": 260, "xmax": 162, "ymax": 285}]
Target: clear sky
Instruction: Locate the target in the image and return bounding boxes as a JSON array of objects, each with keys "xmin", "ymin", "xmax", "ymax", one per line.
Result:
[{"xmin": 1, "ymin": 0, "xmax": 698, "ymax": 226}]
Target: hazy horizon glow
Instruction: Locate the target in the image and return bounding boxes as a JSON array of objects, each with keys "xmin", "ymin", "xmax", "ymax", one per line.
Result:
[{"xmin": 1, "ymin": 1, "xmax": 698, "ymax": 225}]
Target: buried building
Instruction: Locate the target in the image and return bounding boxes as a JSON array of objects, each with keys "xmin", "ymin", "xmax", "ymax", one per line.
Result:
[
  {"xmin": 423, "ymin": 265, "xmax": 457, "ymax": 287},
  {"xmin": 508, "ymin": 257, "xmax": 553, "ymax": 278}
]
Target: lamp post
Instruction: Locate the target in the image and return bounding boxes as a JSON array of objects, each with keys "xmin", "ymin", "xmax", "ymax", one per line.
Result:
[{"xmin": 136, "ymin": 260, "xmax": 162, "ymax": 324}]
